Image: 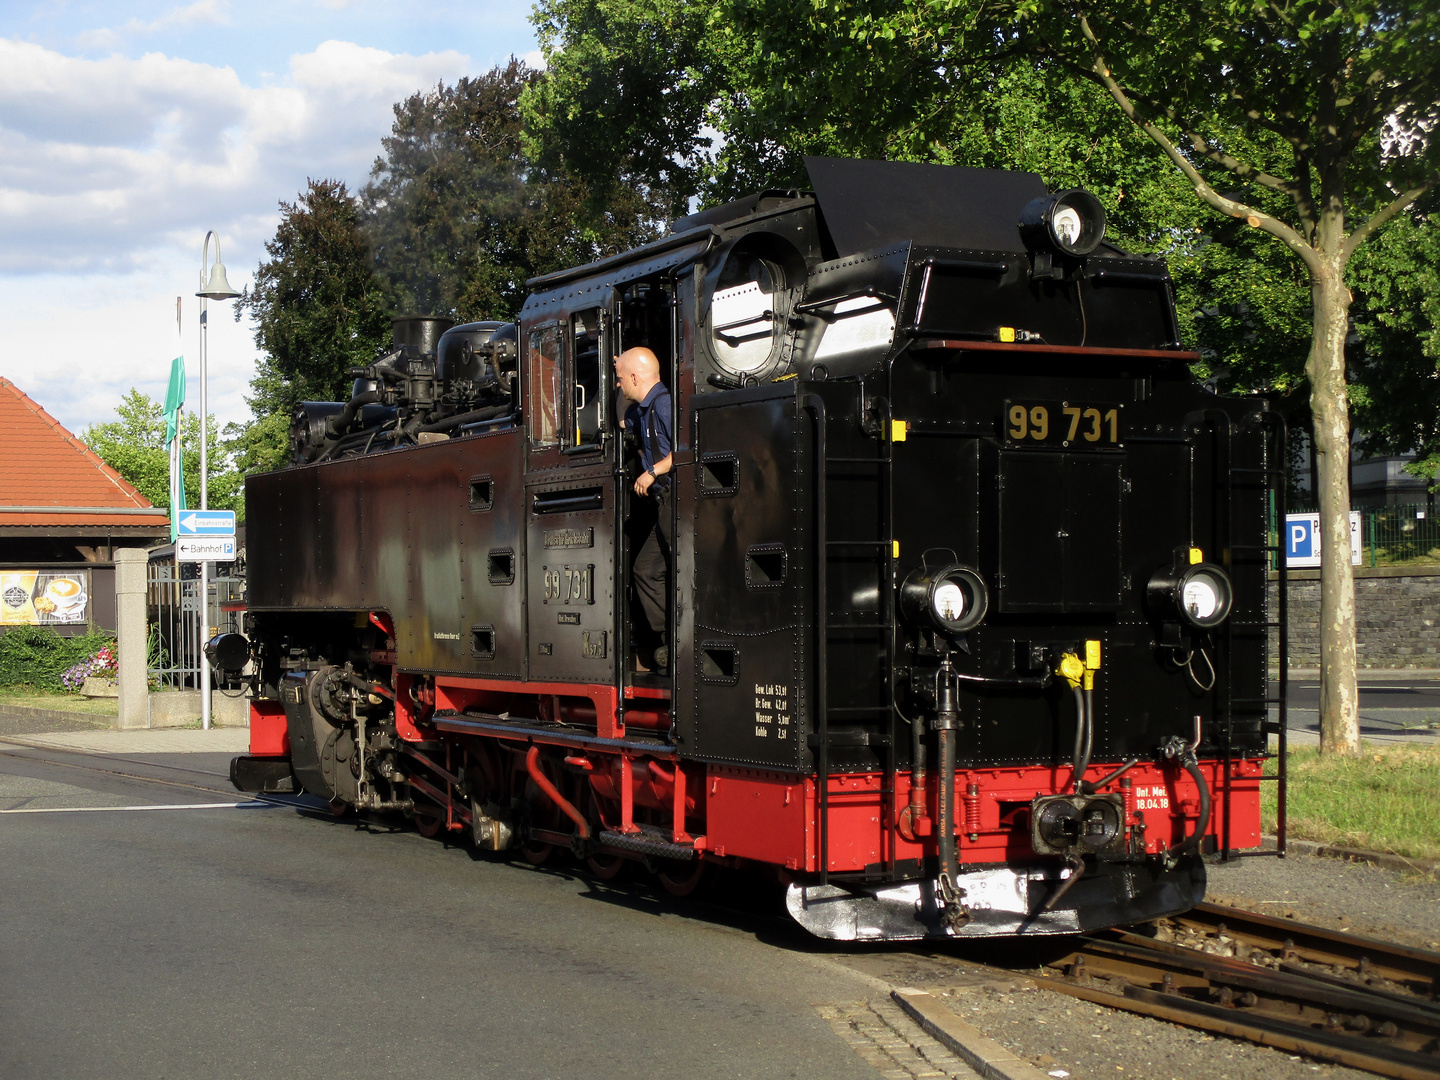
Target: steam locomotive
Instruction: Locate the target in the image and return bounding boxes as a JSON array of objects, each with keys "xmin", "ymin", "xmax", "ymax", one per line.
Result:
[{"xmin": 227, "ymin": 157, "xmax": 1281, "ymax": 941}]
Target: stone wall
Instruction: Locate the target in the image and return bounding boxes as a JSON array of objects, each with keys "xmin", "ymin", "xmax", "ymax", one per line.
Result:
[{"xmin": 1268, "ymin": 566, "xmax": 1440, "ymax": 668}]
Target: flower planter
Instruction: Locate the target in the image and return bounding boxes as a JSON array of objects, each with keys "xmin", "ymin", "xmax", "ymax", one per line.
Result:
[{"xmin": 81, "ymin": 676, "xmax": 119, "ymax": 698}]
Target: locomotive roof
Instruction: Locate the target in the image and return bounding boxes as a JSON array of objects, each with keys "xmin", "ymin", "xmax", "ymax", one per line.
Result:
[
  {"xmin": 670, "ymin": 158, "xmax": 1054, "ymax": 258},
  {"xmin": 802, "ymin": 156, "xmax": 1049, "ymax": 257}
]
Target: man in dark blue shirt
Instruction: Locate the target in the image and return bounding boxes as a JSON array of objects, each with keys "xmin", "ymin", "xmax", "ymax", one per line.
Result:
[{"xmin": 616, "ymin": 347, "xmax": 673, "ymax": 670}]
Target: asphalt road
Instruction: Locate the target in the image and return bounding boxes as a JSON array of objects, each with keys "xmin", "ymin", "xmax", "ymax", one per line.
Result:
[
  {"xmin": 0, "ymin": 745, "xmax": 885, "ymax": 1080},
  {"xmin": 1274, "ymin": 673, "xmax": 1440, "ymax": 744}
]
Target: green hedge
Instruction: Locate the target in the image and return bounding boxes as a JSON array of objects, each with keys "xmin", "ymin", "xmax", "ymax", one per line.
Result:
[{"xmin": 0, "ymin": 625, "xmax": 116, "ymax": 693}]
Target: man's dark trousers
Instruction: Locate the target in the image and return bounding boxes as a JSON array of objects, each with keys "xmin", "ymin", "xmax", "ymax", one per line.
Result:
[{"xmin": 634, "ymin": 484, "xmax": 671, "ymax": 639}]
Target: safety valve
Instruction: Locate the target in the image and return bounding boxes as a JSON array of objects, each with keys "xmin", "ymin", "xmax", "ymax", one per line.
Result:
[{"xmin": 900, "ymin": 563, "xmax": 989, "ymax": 636}]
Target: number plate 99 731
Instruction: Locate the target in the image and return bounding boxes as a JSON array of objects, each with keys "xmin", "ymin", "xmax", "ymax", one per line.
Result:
[{"xmin": 1004, "ymin": 401, "xmax": 1122, "ymax": 447}]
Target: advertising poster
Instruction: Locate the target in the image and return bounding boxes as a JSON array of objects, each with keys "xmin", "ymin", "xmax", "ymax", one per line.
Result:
[{"xmin": 0, "ymin": 571, "xmax": 90, "ymax": 625}]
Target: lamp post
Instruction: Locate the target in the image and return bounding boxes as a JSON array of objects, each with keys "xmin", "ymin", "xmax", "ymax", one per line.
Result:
[{"xmin": 197, "ymin": 231, "xmax": 240, "ymax": 730}]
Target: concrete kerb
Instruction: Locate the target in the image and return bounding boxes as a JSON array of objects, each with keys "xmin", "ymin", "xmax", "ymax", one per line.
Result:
[
  {"xmin": 890, "ymin": 988, "xmax": 1055, "ymax": 1080},
  {"xmin": 1264, "ymin": 835, "xmax": 1440, "ymax": 879}
]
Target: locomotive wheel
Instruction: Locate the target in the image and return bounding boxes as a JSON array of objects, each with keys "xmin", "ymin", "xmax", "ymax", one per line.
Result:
[
  {"xmin": 520, "ymin": 838, "xmax": 554, "ymax": 864},
  {"xmin": 327, "ymin": 797, "xmax": 352, "ymax": 818},
  {"xmin": 414, "ymin": 808, "xmax": 444, "ymax": 838},
  {"xmin": 586, "ymin": 851, "xmax": 626, "ymax": 880},
  {"xmin": 657, "ymin": 859, "xmax": 706, "ymax": 897}
]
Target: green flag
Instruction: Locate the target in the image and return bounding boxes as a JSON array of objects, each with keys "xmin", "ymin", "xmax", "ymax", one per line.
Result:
[
  {"xmin": 164, "ymin": 357, "xmax": 186, "ymax": 542},
  {"xmin": 163, "ymin": 356, "xmax": 185, "ymax": 445}
]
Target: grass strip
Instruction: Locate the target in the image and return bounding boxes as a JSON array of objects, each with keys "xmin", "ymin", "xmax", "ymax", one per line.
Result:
[
  {"xmin": 0, "ymin": 686, "xmax": 119, "ymax": 716},
  {"xmin": 1262, "ymin": 743, "xmax": 1440, "ymax": 862}
]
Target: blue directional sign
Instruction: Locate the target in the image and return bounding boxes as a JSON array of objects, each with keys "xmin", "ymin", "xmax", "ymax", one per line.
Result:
[{"xmin": 176, "ymin": 510, "xmax": 236, "ymax": 536}]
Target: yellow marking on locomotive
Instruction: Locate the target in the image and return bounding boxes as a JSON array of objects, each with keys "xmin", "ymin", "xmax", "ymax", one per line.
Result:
[
  {"xmin": 1085, "ymin": 639, "xmax": 1102, "ymax": 669},
  {"xmin": 891, "ymin": 419, "xmax": 908, "ymax": 442},
  {"xmin": 999, "ymin": 326, "xmax": 1016, "ymax": 342},
  {"xmin": 1189, "ymin": 547, "xmax": 1204, "ymax": 564},
  {"xmin": 1057, "ymin": 652, "xmax": 1085, "ymax": 688},
  {"xmin": 892, "ymin": 540, "xmax": 900, "ymax": 559}
]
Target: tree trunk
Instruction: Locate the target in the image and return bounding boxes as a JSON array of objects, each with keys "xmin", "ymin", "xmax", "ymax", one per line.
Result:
[{"xmin": 1305, "ymin": 257, "xmax": 1360, "ymax": 754}]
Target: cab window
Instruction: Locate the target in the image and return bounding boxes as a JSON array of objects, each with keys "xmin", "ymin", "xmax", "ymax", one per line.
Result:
[
  {"xmin": 570, "ymin": 309, "xmax": 604, "ymax": 449},
  {"xmin": 527, "ymin": 324, "xmax": 562, "ymax": 447}
]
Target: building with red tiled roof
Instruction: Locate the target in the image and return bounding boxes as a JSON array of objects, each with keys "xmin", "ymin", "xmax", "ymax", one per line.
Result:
[{"xmin": 0, "ymin": 378, "xmax": 169, "ymax": 561}]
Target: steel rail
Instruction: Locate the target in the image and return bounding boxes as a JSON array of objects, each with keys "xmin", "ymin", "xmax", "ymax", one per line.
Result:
[
  {"xmin": 1031, "ymin": 911, "xmax": 1440, "ymax": 1080},
  {"xmin": 1179, "ymin": 901, "xmax": 1440, "ymax": 998}
]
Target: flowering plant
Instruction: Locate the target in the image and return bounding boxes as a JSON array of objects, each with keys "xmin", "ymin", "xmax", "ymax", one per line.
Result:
[{"xmin": 60, "ymin": 643, "xmax": 117, "ymax": 692}]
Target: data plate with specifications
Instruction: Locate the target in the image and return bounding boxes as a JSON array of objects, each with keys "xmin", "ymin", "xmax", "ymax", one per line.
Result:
[{"xmin": 1003, "ymin": 400, "xmax": 1123, "ymax": 447}]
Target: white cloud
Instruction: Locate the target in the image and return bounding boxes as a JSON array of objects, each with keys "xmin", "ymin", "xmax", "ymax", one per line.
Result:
[
  {"xmin": 76, "ymin": 1, "xmax": 233, "ymax": 50},
  {"xmin": 0, "ymin": 36, "xmax": 472, "ymax": 433}
]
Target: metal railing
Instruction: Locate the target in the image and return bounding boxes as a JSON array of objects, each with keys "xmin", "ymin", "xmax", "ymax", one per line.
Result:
[{"xmin": 146, "ymin": 561, "xmax": 202, "ymax": 690}]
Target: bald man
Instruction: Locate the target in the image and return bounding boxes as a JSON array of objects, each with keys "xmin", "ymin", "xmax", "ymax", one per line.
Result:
[{"xmin": 615, "ymin": 347, "xmax": 673, "ymax": 671}]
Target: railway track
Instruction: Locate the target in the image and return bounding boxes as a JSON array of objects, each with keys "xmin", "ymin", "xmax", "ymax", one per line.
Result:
[{"xmin": 1038, "ymin": 901, "xmax": 1440, "ymax": 1079}]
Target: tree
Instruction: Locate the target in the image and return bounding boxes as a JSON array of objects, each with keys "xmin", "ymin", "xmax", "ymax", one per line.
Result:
[
  {"xmin": 996, "ymin": 0, "xmax": 1439, "ymax": 753},
  {"xmin": 532, "ymin": 0, "xmax": 1440, "ymax": 753},
  {"xmin": 364, "ymin": 60, "xmax": 664, "ymax": 323},
  {"xmin": 1348, "ymin": 208, "xmax": 1440, "ymax": 486},
  {"xmin": 233, "ymin": 178, "xmax": 393, "ymax": 475},
  {"xmin": 82, "ymin": 390, "xmax": 242, "ymax": 515}
]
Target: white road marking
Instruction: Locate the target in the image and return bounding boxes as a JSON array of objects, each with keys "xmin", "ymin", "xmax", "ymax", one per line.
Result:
[{"xmin": 0, "ymin": 801, "xmax": 275, "ymax": 815}]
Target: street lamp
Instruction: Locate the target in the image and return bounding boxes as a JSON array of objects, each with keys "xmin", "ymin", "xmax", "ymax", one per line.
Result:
[{"xmin": 196, "ymin": 230, "xmax": 240, "ymax": 730}]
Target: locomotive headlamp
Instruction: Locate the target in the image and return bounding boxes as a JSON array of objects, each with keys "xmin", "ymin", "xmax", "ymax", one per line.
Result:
[
  {"xmin": 1019, "ymin": 189, "xmax": 1107, "ymax": 257},
  {"xmin": 1147, "ymin": 562, "xmax": 1234, "ymax": 630},
  {"xmin": 900, "ymin": 564, "xmax": 989, "ymax": 635},
  {"xmin": 205, "ymin": 632, "xmax": 250, "ymax": 676}
]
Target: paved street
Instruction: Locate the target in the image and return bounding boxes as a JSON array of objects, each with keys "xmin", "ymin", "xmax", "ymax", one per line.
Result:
[
  {"xmin": 0, "ymin": 738, "xmax": 890, "ymax": 1080},
  {"xmin": 1274, "ymin": 671, "xmax": 1440, "ymax": 745}
]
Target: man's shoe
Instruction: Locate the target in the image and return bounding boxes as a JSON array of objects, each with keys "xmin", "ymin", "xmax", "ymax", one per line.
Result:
[{"xmin": 654, "ymin": 646, "xmax": 669, "ymax": 671}]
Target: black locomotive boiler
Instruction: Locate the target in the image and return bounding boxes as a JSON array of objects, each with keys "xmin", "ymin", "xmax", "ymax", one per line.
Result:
[{"xmin": 228, "ymin": 157, "xmax": 1281, "ymax": 941}]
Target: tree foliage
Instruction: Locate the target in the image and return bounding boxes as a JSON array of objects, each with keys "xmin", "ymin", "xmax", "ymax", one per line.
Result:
[
  {"xmin": 364, "ymin": 59, "xmax": 662, "ymax": 322},
  {"xmin": 528, "ymin": 0, "xmax": 1440, "ymax": 751},
  {"xmin": 1349, "ymin": 208, "xmax": 1440, "ymax": 480},
  {"xmin": 81, "ymin": 389, "xmax": 241, "ymax": 515},
  {"xmin": 232, "ymin": 177, "xmax": 393, "ymax": 475}
]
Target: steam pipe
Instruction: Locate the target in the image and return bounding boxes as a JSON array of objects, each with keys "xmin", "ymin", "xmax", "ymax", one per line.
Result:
[
  {"xmin": 937, "ymin": 728, "xmax": 958, "ymax": 883},
  {"xmin": 933, "ymin": 662, "xmax": 960, "ymax": 893},
  {"xmin": 907, "ymin": 712, "xmax": 927, "ymax": 834},
  {"xmin": 1068, "ymin": 684, "xmax": 1087, "ymax": 793},
  {"xmin": 1080, "ymin": 757, "xmax": 1140, "ymax": 795},
  {"xmin": 323, "ymin": 390, "xmax": 380, "ymax": 441},
  {"xmin": 954, "ymin": 671, "xmax": 1053, "ymax": 690},
  {"xmin": 1041, "ymin": 856, "xmax": 1086, "ymax": 912},
  {"xmin": 1174, "ymin": 753, "xmax": 1213, "ymax": 858},
  {"xmin": 525, "ymin": 745, "xmax": 591, "ymax": 839},
  {"xmin": 417, "ymin": 404, "xmax": 513, "ymax": 433}
]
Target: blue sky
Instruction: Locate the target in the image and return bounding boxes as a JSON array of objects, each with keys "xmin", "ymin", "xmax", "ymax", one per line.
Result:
[{"xmin": 0, "ymin": 1, "xmax": 540, "ymax": 436}]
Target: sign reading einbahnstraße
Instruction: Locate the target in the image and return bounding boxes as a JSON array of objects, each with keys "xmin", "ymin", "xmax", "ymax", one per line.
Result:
[{"xmin": 176, "ymin": 510, "xmax": 236, "ymax": 536}]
